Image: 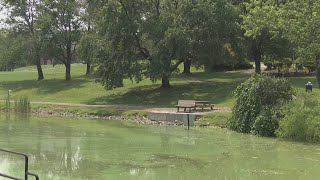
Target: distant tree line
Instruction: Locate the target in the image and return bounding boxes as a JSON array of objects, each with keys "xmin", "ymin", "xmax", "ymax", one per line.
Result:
[{"xmin": 0, "ymin": 0, "xmax": 320, "ymax": 88}]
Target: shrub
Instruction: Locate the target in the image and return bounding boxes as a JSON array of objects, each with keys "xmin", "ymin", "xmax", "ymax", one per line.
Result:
[
  {"xmin": 229, "ymin": 75, "xmax": 294, "ymax": 136},
  {"xmin": 252, "ymin": 107, "xmax": 283, "ymax": 137},
  {"xmin": 277, "ymin": 93, "xmax": 320, "ymax": 143},
  {"xmin": 205, "ymin": 59, "xmax": 253, "ymax": 72}
]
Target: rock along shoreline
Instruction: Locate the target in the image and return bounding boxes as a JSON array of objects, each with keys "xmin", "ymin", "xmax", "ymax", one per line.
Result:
[{"xmin": 31, "ymin": 109, "xmax": 185, "ymax": 126}]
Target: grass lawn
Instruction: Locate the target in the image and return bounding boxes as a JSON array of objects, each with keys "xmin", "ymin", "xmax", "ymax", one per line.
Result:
[
  {"xmin": 0, "ymin": 64, "xmax": 317, "ymax": 109},
  {"xmin": 0, "ymin": 64, "xmax": 250, "ymax": 108}
]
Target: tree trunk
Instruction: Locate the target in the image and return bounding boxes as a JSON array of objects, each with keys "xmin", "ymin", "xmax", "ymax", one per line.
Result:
[
  {"xmin": 204, "ymin": 64, "xmax": 211, "ymax": 72},
  {"xmin": 86, "ymin": 63, "xmax": 91, "ymax": 75},
  {"xmin": 36, "ymin": 60, "xmax": 44, "ymax": 80},
  {"xmin": 316, "ymin": 57, "xmax": 320, "ymax": 86},
  {"xmin": 65, "ymin": 63, "xmax": 71, "ymax": 80},
  {"xmin": 252, "ymin": 43, "xmax": 262, "ymax": 74},
  {"xmin": 317, "ymin": 68, "xmax": 320, "ymax": 87},
  {"xmin": 182, "ymin": 59, "xmax": 191, "ymax": 74},
  {"xmin": 66, "ymin": 44, "xmax": 72, "ymax": 80},
  {"xmin": 161, "ymin": 75, "xmax": 170, "ymax": 88},
  {"xmin": 254, "ymin": 59, "xmax": 261, "ymax": 74}
]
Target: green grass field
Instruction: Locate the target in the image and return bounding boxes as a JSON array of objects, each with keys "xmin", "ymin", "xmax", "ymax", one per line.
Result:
[{"xmin": 0, "ymin": 64, "xmax": 317, "ymax": 109}]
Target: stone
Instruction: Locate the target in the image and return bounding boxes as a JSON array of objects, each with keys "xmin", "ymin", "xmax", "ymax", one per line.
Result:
[{"xmin": 147, "ymin": 112, "xmax": 195, "ymax": 126}]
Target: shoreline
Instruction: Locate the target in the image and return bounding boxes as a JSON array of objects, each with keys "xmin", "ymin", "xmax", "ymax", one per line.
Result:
[
  {"xmin": 1, "ymin": 104, "xmax": 229, "ymax": 128},
  {"xmin": 31, "ymin": 109, "xmax": 186, "ymax": 126}
]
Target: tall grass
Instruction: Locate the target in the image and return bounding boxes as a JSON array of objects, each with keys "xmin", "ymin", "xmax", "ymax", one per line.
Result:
[
  {"xmin": 2, "ymin": 95, "xmax": 31, "ymax": 113},
  {"xmin": 5, "ymin": 95, "xmax": 11, "ymax": 112},
  {"xmin": 14, "ymin": 96, "xmax": 31, "ymax": 113}
]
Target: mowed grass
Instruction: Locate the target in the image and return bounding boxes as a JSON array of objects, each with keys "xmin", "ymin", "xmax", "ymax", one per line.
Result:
[
  {"xmin": 196, "ymin": 112, "xmax": 231, "ymax": 128},
  {"xmin": 0, "ymin": 64, "xmax": 316, "ymax": 108}
]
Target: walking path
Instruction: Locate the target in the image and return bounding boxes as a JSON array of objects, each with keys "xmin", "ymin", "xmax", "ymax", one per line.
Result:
[{"xmin": 30, "ymin": 101, "xmax": 232, "ymax": 114}]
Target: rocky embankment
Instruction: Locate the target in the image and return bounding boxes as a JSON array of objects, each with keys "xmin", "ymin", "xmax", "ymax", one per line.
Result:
[{"xmin": 31, "ymin": 109, "xmax": 184, "ymax": 126}]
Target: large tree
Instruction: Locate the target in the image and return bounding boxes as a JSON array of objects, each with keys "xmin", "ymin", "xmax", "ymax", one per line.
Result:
[
  {"xmin": 78, "ymin": 0, "xmax": 103, "ymax": 75},
  {"xmin": 242, "ymin": 0, "xmax": 320, "ymax": 80},
  {"xmin": 2, "ymin": 0, "xmax": 46, "ymax": 80},
  {"xmin": 78, "ymin": 32, "xmax": 101, "ymax": 75},
  {"xmin": 95, "ymin": 0, "xmax": 239, "ymax": 89},
  {"xmin": 242, "ymin": 0, "xmax": 293, "ymax": 73},
  {"xmin": 44, "ymin": 0, "xmax": 81, "ymax": 80},
  {"xmin": 175, "ymin": 0, "xmax": 242, "ymax": 74},
  {"xmin": 0, "ymin": 31, "xmax": 29, "ymax": 70},
  {"xmin": 279, "ymin": 0, "xmax": 320, "ymax": 84},
  {"xmin": 188, "ymin": 0, "xmax": 242, "ymax": 72}
]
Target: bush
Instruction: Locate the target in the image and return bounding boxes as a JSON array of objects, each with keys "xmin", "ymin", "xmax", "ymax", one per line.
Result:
[
  {"xmin": 252, "ymin": 107, "xmax": 282, "ymax": 137},
  {"xmin": 206, "ymin": 59, "xmax": 253, "ymax": 72},
  {"xmin": 229, "ymin": 75, "xmax": 294, "ymax": 136},
  {"xmin": 277, "ymin": 94, "xmax": 320, "ymax": 143}
]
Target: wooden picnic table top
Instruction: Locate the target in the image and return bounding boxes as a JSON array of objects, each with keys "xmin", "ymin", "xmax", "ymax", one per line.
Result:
[{"xmin": 195, "ymin": 101, "xmax": 211, "ymax": 104}]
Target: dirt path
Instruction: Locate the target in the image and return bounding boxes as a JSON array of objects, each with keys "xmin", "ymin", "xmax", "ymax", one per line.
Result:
[{"xmin": 31, "ymin": 101, "xmax": 232, "ymax": 113}]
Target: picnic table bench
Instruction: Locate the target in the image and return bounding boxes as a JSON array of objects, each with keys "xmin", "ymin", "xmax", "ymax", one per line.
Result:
[
  {"xmin": 195, "ymin": 101, "xmax": 214, "ymax": 111},
  {"xmin": 175, "ymin": 100, "xmax": 196, "ymax": 112}
]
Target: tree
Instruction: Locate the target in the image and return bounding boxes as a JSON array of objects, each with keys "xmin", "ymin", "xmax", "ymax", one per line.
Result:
[
  {"xmin": 78, "ymin": 33, "xmax": 101, "ymax": 75},
  {"xmin": 192, "ymin": 0, "xmax": 242, "ymax": 72},
  {"xmin": 78, "ymin": 0, "xmax": 103, "ymax": 75},
  {"xmin": 241, "ymin": 0, "xmax": 292, "ymax": 74},
  {"xmin": 1, "ymin": 0, "xmax": 46, "ymax": 80},
  {"xmin": 279, "ymin": 0, "xmax": 320, "ymax": 84},
  {"xmin": 95, "ymin": 0, "xmax": 184, "ymax": 88},
  {"xmin": 95, "ymin": 0, "xmax": 240, "ymax": 89},
  {"xmin": 44, "ymin": 0, "xmax": 81, "ymax": 80},
  {"xmin": 0, "ymin": 31, "xmax": 28, "ymax": 70}
]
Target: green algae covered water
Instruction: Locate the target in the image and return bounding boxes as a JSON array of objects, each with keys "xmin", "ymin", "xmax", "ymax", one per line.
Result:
[{"xmin": 0, "ymin": 115, "xmax": 320, "ymax": 180}]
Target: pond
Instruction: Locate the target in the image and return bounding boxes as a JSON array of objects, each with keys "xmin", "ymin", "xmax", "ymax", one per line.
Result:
[{"xmin": 0, "ymin": 115, "xmax": 320, "ymax": 180}]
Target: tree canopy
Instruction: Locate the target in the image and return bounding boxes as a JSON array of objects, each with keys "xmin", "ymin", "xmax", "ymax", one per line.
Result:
[
  {"xmin": 93, "ymin": 0, "xmax": 241, "ymax": 89},
  {"xmin": 1, "ymin": 0, "xmax": 320, "ymax": 87}
]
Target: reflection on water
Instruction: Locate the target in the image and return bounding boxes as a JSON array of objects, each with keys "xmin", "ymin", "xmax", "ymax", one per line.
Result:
[
  {"xmin": 0, "ymin": 115, "xmax": 320, "ymax": 180},
  {"xmin": 0, "ymin": 158, "xmax": 11, "ymax": 176}
]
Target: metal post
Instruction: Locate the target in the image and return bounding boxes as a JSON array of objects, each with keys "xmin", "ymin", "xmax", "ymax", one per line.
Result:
[
  {"xmin": 25, "ymin": 156, "xmax": 28, "ymax": 180},
  {"xmin": 187, "ymin": 114, "xmax": 190, "ymax": 130}
]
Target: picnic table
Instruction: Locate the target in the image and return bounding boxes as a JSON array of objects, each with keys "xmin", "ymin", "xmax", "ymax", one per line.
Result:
[
  {"xmin": 175, "ymin": 100, "xmax": 196, "ymax": 112},
  {"xmin": 175, "ymin": 100, "xmax": 214, "ymax": 112}
]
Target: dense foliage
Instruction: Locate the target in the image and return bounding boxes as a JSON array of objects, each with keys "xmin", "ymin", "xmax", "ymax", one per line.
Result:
[
  {"xmin": 230, "ymin": 75, "xmax": 294, "ymax": 136},
  {"xmin": 78, "ymin": 32, "xmax": 101, "ymax": 75},
  {"xmin": 1, "ymin": 0, "xmax": 320, "ymax": 87},
  {"xmin": 277, "ymin": 94, "xmax": 320, "ymax": 143},
  {"xmin": 94, "ymin": 0, "xmax": 241, "ymax": 89}
]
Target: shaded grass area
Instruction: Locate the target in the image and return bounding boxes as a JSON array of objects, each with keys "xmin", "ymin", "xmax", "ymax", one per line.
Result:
[
  {"xmin": 101, "ymin": 70, "xmax": 249, "ymax": 108},
  {"xmin": 0, "ymin": 64, "xmax": 250, "ymax": 108},
  {"xmin": 87, "ymin": 81, "xmax": 239, "ymax": 107}
]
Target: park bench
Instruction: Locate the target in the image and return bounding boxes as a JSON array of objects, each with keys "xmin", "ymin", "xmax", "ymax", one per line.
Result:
[
  {"xmin": 175, "ymin": 100, "xmax": 196, "ymax": 112},
  {"xmin": 195, "ymin": 101, "xmax": 214, "ymax": 111}
]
